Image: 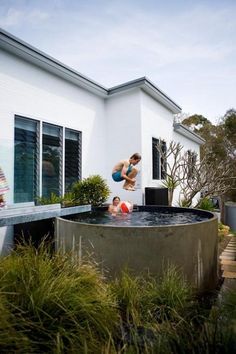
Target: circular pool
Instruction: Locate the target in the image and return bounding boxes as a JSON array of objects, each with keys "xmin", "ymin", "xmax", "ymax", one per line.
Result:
[{"xmin": 55, "ymin": 206, "xmax": 218, "ymax": 292}]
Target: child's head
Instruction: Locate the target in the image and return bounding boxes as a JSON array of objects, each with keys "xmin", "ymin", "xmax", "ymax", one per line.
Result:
[{"xmin": 112, "ymin": 196, "xmax": 120, "ymax": 206}]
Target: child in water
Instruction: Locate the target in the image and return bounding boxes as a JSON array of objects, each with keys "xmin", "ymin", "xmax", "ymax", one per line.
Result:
[{"xmin": 108, "ymin": 196, "xmax": 133, "ymax": 216}]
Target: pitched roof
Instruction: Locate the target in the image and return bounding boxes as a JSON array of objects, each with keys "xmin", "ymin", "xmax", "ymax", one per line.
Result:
[{"xmin": 0, "ymin": 28, "xmax": 181, "ymax": 113}]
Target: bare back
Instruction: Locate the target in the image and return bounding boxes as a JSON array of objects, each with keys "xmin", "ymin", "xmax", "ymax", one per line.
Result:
[{"xmin": 112, "ymin": 159, "xmax": 129, "ymax": 174}]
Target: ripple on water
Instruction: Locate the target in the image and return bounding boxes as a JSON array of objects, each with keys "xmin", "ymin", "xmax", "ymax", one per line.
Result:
[{"xmin": 72, "ymin": 210, "xmax": 210, "ymax": 227}]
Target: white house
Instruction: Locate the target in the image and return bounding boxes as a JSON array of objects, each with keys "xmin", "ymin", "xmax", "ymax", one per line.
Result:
[{"xmin": 0, "ymin": 29, "xmax": 204, "ymax": 253}]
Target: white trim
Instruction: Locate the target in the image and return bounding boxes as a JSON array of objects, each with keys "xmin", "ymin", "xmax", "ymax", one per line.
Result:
[{"xmin": 173, "ymin": 123, "xmax": 205, "ymax": 145}]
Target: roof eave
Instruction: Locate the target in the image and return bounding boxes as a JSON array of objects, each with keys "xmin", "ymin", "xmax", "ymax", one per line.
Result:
[
  {"xmin": 108, "ymin": 77, "xmax": 181, "ymax": 114},
  {"xmin": 173, "ymin": 123, "xmax": 205, "ymax": 145}
]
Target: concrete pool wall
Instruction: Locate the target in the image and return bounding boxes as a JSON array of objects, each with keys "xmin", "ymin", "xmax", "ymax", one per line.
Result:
[{"xmin": 55, "ymin": 207, "xmax": 218, "ymax": 292}]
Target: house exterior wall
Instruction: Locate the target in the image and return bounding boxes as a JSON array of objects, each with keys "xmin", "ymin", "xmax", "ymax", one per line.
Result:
[
  {"xmin": 0, "ymin": 49, "xmax": 107, "ymax": 205},
  {"xmin": 105, "ymin": 90, "xmax": 142, "ymax": 204},
  {"xmin": 140, "ymin": 91, "xmax": 200, "ymax": 206}
]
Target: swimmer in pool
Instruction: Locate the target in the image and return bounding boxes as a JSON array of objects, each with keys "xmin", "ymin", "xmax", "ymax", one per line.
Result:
[{"xmin": 108, "ymin": 196, "xmax": 133, "ymax": 216}]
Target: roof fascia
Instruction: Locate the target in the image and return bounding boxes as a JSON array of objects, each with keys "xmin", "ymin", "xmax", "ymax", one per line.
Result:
[
  {"xmin": 173, "ymin": 123, "xmax": 205, "ymax": 145},
  {"xmin": 0, "ymin": 29, "xmax": 108, "ymax": 97}
]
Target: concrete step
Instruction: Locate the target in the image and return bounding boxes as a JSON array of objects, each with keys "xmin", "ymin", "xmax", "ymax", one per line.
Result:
[
  {"xmin": 221, "ymin": 264, "xmax": 236, "ymax": 272},
  {"xmin": 222, "ymin": 271, "xmax": 236, "ymax": 279},
  {"xmin": 220, "ymin": 254, "xmax": 236, "ymax": 261},
  {"xmin": 220, "ymin": 259, "xmax": 236, "ymax": 265}
]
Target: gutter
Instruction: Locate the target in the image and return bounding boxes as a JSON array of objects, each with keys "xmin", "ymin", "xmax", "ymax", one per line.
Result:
[{"xmin": 173, "ymin": 123, "xmax": 205, "ymax": 145}]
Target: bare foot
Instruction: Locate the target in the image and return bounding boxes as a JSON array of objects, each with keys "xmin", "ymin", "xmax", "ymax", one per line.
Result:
[{"xmin": 123, "ymin": 186, "xmax": 135, "ymax": 191}]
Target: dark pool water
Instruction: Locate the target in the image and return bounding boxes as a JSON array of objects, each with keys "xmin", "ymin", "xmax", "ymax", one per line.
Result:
[{"xmin": 72, "ymin": 210, "xmax": 211, "ymax": 227}]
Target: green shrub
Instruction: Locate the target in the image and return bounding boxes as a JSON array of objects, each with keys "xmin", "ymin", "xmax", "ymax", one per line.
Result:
[
  {"xmin": 36, "ymin": 192, "xmax": 62, "ymax": 205},
  {"xmin": 61, "ymin": 191, "xmax": 77, "ymax": 207},
  {"xmin": 197, "ymin": 197, "xmax": 214, "ymax": 211},
  {"xmin": 72, "ymin": 175, "xmax": 111, "ymax": 206}
]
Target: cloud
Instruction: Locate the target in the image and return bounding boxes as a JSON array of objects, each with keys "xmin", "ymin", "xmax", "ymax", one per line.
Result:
[
  {"xmin": 0, "ymin": 0, "xmax": 235, "ymax": 121},
  {"xmin": 0, "ymin": 7, "xmax": 49, "ymax": 27}
]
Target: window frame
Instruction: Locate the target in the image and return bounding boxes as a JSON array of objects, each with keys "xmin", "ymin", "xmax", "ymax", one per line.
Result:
[{"xmin": 14, "ymin": 115, "xmax": 82, "ymax": 203}]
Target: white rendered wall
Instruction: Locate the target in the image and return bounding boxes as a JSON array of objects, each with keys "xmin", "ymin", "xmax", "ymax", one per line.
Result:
[
  {"xmin": 105, "ymin": 90, "xmax": 142, "ymax": 204},
  {"xmin": 0, "ymin": 50, "xmax": 107, "ymax": 205},
  {"xmin": 140, "ymin": 91, "xmax": 201, "ymax": 206},
  {"xmin": 140, "ymin": 91, "xmax": 174, "ymax": 192}
]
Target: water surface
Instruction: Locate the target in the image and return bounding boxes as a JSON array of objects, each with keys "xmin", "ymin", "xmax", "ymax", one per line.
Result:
[{"xmin": 72, "ymin": 210, "xmax": 210, "ymax": 227}]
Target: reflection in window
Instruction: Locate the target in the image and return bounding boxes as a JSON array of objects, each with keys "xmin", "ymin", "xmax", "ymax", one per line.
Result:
[
  {"xmin": 42, "ymin": 123, "xmax": 62, "ymax": 198},
  {"xmin": 65, "ymin": 129, "xmax": 81, "ymax": 192},
  {"xmin": 14, "ymin": 116, "xmax": 82, "ymax": 202},
  {"xmin": 14, "ymin": 116, "xmax": 39, "ymax": 202},
  {"xmin": 187, "ymin": 150, "xmax": 197, "ymax": 179},
  {"xmin": 152, "ymin": 138, "xmax": 167, "ymax": 180}
]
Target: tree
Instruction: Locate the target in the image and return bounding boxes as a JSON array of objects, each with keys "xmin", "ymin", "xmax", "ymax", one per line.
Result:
[
  {"xmin": 155, "ymin": 140, "xmax": 233, "ymax": 208},
  {"xmin": 155, "ymin": 141, "xmax": 183, "ymax": 206},
  {"xmin": 181, "ymin": 110, "xmax": 236, "ymax": 203}
]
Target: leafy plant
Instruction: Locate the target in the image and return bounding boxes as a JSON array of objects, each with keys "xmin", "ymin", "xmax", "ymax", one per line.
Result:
[
  {"xmin": 197, "ymin": 197, "xmax": 214, "ymax": 211},
  {"xmin": 218, "ymin": 222, "xmax": 230, "ymax": 241},
  {"xmin": 36, "ymin": 192, "xmax": 62, "ymax": 205},
  {"xmin": 61, "ymin": 191, "xmax": 77, "ymax": 207},
  {"xmin": 72, "ymin": 175, "xmax": 111, "ymax": 206}
]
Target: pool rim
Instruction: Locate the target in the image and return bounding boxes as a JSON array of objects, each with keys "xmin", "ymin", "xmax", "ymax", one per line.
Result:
[{"xmin": 61, "ymin": 205, "xmax": 217, "ymax": 229}]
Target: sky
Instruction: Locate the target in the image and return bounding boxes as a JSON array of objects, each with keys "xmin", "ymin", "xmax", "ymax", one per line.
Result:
[{"xmin": 0, "ymin": 0, "xmax": 235, "ymax": 123}]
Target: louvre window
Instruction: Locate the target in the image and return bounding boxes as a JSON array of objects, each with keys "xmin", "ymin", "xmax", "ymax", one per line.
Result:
[
  {"xmin": 14, "ymin": 116, "xmax": 82, "ymax": 203},
  {"xmin": 65, "ymin": 129, "xmax": 81, "ymax": 192},
  {"xmin": 14, "ymin": 116, "xmax": 39, "ymax": 203},
  {"xmin": 42, "ymin": 123, "xmax": 62, "ymax": 198}
]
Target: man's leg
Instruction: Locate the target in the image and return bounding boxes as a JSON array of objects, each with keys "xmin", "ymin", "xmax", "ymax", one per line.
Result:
[{"xmin": 123, "ymin": 168, "xmax": 138, "ymax": 190}]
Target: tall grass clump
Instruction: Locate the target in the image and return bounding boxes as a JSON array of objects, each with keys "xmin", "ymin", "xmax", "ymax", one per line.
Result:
[
  {"xmin": 0, "ymin": 241, "xmax": 118, "ymax": 353},
  {"xmin": 203, "ymin": 287, "xmax": 236, "ymax": 353},
  {"xmin": 109, "ymin": 266, "xmax": 202, "ymax": 353}
]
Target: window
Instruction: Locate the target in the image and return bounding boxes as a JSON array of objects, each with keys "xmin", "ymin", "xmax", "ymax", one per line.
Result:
[
  {"xmin": 65, "ymin": 129, "xmax": 81, "ymax": 192},
  {"xmin": 14, "ymin": 116, "xmax": 82, "ymax": 203},
  {"xmin": 14, "ymin": 116, "xmax": 39, "ymax": 203},
  {"xmin": 187, "ymin": 150, "xmax": 197, "ymax": 179},
  {"xmin": 152, "ymin": 138, "xmax": 167, "ymax": 180},
  {"xmin": 42, "ymin": 123, "xmax": 62, "ymax": 198}
]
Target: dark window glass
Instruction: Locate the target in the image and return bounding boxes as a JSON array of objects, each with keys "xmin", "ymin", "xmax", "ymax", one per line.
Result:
[
  {"xmin": 161, "ymin": 141, "xmax": 167, "ymax": 179},
  {"xmin": 42, "ymin": 123, "xmax": 62, "ymax": 198},
  {"xmin": 152, "ymin": 138, "xmax": 160, "ymax": 179},
  {"xmin": 65, "ymin": 129, "xmax": 81, "ymax": 192},
  {"xmin": 187, "ymin": 150, "xmax": 197, "ymax": 178},
  {"xmin": 152, "ymin": 138, "xmax": 167, "ymax": 180},
  {"xmin": 14, "ymin": 116, "xmax": 39, "ymax": 202}
]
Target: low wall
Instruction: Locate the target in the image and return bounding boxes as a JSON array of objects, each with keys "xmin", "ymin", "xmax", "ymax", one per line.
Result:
[{"xmin": 55, "ymin": 211, "xmax": 218, "ymax": 292}]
